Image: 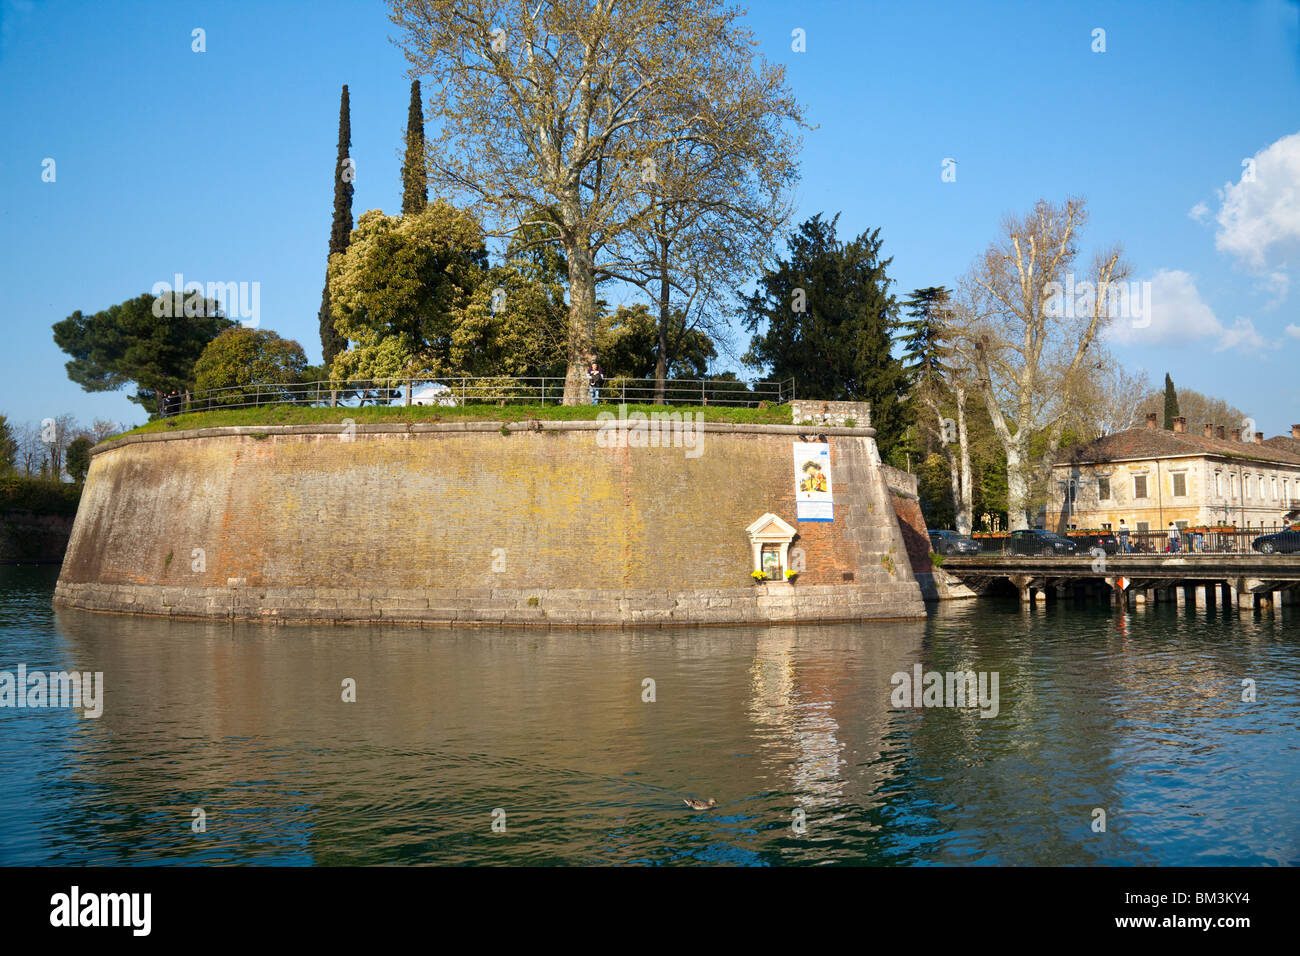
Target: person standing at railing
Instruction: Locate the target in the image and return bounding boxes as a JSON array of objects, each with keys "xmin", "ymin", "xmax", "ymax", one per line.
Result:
[
  {"xmin": 1167, "ymin": 522, "xmax": 1181, "ymax": 553},
  {"xmin": 1118, "ymin": 519, "xmax": 1131, "ymax": 553},
  {"xmin": 588, "ymin": 360, "xmax": 604, "ymax": 405}
]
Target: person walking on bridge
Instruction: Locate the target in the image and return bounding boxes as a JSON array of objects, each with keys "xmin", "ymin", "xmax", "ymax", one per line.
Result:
[
  {"xmin": 1167, "ymin": 522, "xmax": 1181, "ymax": 553},
  {"xmin": 1118, "ymin": 519, "xmax": 1130, "ymax": 553}
]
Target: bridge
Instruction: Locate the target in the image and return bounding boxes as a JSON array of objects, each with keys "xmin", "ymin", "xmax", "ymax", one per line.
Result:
[{"xmin": 941, "ymin": 554, "xmax": 1300, "ymax": 610}]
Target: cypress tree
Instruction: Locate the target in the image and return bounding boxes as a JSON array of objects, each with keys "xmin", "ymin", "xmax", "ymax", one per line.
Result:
[
  {"xmin": 401, "ymin": 79, "xmax": 427, "ymax": 216},
  {"xmin": 1163, "ymin": 372, "xmax": 1179, "ymax": 429},
  {"xmin": 318, "ymin": 84, "xmax": 354, "ymax": 367}
]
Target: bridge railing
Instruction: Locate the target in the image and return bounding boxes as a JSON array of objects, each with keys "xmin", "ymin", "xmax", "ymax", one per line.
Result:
[
  {"xmin": 162, "ymin": 375, "xmax": 795, "ymax": 414},
  {"xmin": 969, "ymin": 526, "xmax": 1296, "ymax": 556}
]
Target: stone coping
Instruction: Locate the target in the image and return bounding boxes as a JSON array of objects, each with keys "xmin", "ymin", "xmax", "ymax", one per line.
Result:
[{"xmin": 92, "ymin": 420, "xmax": 877, "ymax": 457}]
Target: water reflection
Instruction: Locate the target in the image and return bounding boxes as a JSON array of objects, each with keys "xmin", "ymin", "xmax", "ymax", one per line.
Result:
[{"xmin": 0, "ymin": 566, "xmax": 1296, "ymax": 866}]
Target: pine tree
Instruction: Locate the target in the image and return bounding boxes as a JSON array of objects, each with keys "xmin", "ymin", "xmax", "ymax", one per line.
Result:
[
  {"xmin": 402, "ymin": 80, "xmax": 428, "ymax": 216},
  {"xmin": 1163, "ymin": 372, "xmax": 1179, "ymax": 429},
  {"xmin": 318, "ymin": 84, "xmax": 354, "ymax": 367},
  {"xmin": 742, "ymin": 213, "xmax": 909, "ymax": 453},
  {"xmin": 899, "ymin": 287, "xmax": 953, "ymax": 385}
]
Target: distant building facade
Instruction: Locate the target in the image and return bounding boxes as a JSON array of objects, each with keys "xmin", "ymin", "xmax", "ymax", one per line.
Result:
[{"xmin": 1048, "ymin": 415, "xmax": 1300, "ymax": 534}]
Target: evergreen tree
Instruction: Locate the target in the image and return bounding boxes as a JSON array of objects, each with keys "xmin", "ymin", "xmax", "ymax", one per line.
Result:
[
  {"xmin": 318, "ymin": 84, "xmax": 354, "ymax": 366},
  {"xmin": 899, "ymin": 287, "xmax": 953, "ymax": 385},
  {"xmin": 742, "ymin": 213, "xmax": 909, "ymax": 452},
  {"xmin": 65, "ymin": 437, "xmax": 92, "ymax": 483},
  {"xmin": 401, "ymin": 79, "xmax": 428, "ymax": 216},
  {"xmin": 0, "ymin": 414, "xmax": 17, "ymax": 472},
  {"xmin": 1163, "ymin": 372, "xmax": 1179, "ymax": 429}
]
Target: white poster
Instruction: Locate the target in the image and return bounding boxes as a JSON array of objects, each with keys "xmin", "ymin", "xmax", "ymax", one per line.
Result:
[{"xmin": 794, "ymin": 442, "xmax": 833, "ymax": 521}]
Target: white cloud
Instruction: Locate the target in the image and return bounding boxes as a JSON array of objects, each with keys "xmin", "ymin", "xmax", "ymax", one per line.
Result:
[
  {"xmin": 1286, "ymin": 323, "xmax": 1300, "ymax": 339},
  {"xmin": 1188, "ymin": 201, "xmax": 1210, "ymax": 222},
  {"xmin": 1107, "ymin": 269, "xmax": 1268, "ymax": 353},
  {"xmin": 1215, "ymin": 130, "xmax": 1300, "ymax": 274}
]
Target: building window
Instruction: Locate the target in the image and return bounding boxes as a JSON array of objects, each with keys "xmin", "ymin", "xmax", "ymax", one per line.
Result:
[
  {"xmin": 1245, "ymin": 475, "xmax": 1252, "ymax": 499},
  {"xmin": 1133, "ymin": 475, "xmax": 1147, "ymax": 499},
  {"xmin": 1098, "ymin": 477, "xmax": 1110, "ymax": 500},
  {"xmin": 1137, "ymin": 521, "xmax": 1150, "ymax": 534},
  {"xmin": 1272, "ymin": 477, "xmax": 1278, "ymax": 499},
  {"xmin": 1215, "ymin": 472, "xmax": 1222, "ymax": 497},
  {"xmin": 1067, "ymin": 479, "xmax": 1077, "ymax": 504},
  {"xmin": 1172, "ymin": 473, "xmax": 1186, "ymax": 497},
  {"xmin": 1232, "ymin": 474, "xmax": 1239, "ymax": 498}
]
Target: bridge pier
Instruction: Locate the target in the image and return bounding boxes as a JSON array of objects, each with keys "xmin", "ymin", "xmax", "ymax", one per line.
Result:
[
  {"xmin": 1229, "ymin": 579, "xmax": 1254, "ymax": 612},
  {"xmin": 1010, "ymin": 575, "xmax": 1033, "ymax": 605}
]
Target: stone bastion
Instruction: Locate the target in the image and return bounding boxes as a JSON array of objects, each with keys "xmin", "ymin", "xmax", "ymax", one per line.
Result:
[{"xmin": 53, "ymin": 419, "xmax": 927, "ymax": 627}]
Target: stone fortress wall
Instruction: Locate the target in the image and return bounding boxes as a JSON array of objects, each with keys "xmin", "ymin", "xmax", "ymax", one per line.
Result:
[{"xmin": 54, "ymin": 415, "xmax": 928, "ymax": 626}]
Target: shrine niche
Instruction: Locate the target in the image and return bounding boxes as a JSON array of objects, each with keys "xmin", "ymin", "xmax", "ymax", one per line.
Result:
[{"xmin": 746, "ymin": 513, "xmax": 797, "ymax": 580}]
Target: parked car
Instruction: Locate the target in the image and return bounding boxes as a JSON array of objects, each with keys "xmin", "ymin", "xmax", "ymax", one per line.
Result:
[
  {"xmin": 1251, "ymin": 528, "xmax": 1300, "ymax": 555},
  {"xmin": 1069, "ymin": 531, "xmax": 1120, "ymax": 555},
  {"xmin": 1008, "ymin": 529, "xmax": 1078, "ymax": 555},
  {"xmin": 928, "ymin": 530, "xmax": 981, "ymax": 555}
]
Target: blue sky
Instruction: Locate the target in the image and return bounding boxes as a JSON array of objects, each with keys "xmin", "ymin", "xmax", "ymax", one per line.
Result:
[{"xmin": 2, "ymin": 0, "xmax": 1298, "ymax": 434}]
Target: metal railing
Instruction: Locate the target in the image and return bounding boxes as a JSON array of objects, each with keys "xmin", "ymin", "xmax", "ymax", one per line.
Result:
[
  {"xmin": 967, "ymin": 525, "xmax": 1297, "ymax": 555},
  {"xmin": 164, "ymin": 375, "xmax": 796, "ymax": 415}
]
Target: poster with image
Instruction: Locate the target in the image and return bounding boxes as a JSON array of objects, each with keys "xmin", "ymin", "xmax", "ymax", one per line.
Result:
[{"xmin": 793, "ymin": 442, "xmax": 833, "ymax": 521}]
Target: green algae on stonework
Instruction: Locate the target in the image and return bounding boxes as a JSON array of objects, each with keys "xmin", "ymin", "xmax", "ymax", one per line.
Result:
[{"xmin": 116, "ymin": 402, "xmax": 792, "ymax": 440}]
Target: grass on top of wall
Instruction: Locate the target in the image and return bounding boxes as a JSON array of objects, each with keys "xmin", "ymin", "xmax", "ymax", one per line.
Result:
[{"xmin": 115, "ymin": 401, "xmax": 794, "ymax": 440}]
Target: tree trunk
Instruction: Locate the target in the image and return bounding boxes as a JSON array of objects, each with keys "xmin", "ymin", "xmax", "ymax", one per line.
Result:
[
  {"xmin": 1005, "ymin": 444, "xmax": 1030, "ymax": 530},
  {"xmin": 654, "ymin": 234, "xmax": 669, "ymax": 404},
  {"xmin": 955, "ymin": 382, "xmax": 973, "ymax": 535},
  {"xmin": 562, "ymin": 239, "xmax": 596, "ymax": 405}
]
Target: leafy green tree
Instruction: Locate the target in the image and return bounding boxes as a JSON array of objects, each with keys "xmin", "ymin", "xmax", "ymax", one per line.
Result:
[
  {"xmin": 402, "ymin": 79, "xmax": 428, "ymax": 216},
  {"xmin": 596, "ymin": 304, "xmax": 715, "ymax": 379},
  {"xmin": 193, "ymin": 327, "xmax": 308, "ymax": 406},
  {"xmin": 328, "ymin": 204, "xmax": 488, "ymax": 380},
  {"xmin": 742, "ymin": 213, "xmax": 909, "ymax": 452},
  {"xmin": 53, "ymin": 293, "xmax": 233, "ymax": 414},
  {"xmin": 0, "ymin": 415, "xmax": 16, "ymax": 472},
  {"xmin": 1163, "ymin": 372, "xmax": 1179, "ymax": 429},
  {"xmin": 319, "ymin": 84, "xmax": 355, "ymax": 366},
  {"xmin": 65, "ymin": 437, "xmax": 92, "ymax": 483}
]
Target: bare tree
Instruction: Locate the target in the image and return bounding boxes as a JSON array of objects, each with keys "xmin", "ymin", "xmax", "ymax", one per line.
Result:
[
  {"xmin": 605, "ymin": 61, "xmax": 804, "ymax": 400},
  {"xmin": 387, "ymin": 0, "xmax": 802, "ymax": 403},
  {"xmin": 1133, "ymin": 386, "xmax": 1244, "ymax": 433},
  {"xmin": 89, "ymin": 419, "xmax": 124, "ymax": 444},
  {"xmin": 959, "ymin": 198, "xmax": 1128, "ymax": 529},
  {"xmin": 1072, "ymin": 361, "xmax": 1150, "ymax": 439}
]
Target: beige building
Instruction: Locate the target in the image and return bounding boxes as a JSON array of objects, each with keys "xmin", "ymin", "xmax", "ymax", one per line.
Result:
[{"xmin": 1048, "ymin": 414, "xmax": 1300, "ymax": 535}]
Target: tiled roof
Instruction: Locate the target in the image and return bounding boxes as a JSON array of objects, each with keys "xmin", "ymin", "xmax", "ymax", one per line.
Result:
[
  {"xmin": 1263, "ymin": 435, "xmax": 1300, "ymax": 458},
  {"xmin": 1057, "ymin": 426, "xmax": 1300, "ymax": 468}
]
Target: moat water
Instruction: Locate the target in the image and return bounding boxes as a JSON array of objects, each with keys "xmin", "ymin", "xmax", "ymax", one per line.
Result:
[{"xmin": 1, "ymin": 565, "xmax": 1296, "ymax": 866}]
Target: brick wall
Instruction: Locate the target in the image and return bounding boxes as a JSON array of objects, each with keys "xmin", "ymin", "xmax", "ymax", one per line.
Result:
[{"xmin": 55, "ymin": 422, "xmax": 925, "ymax": 626}]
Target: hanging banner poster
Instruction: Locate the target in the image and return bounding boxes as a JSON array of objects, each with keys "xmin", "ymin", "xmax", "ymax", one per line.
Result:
[{"xmin": 794, "ymin": 442, "xmax": 833, "ymax": 521}]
